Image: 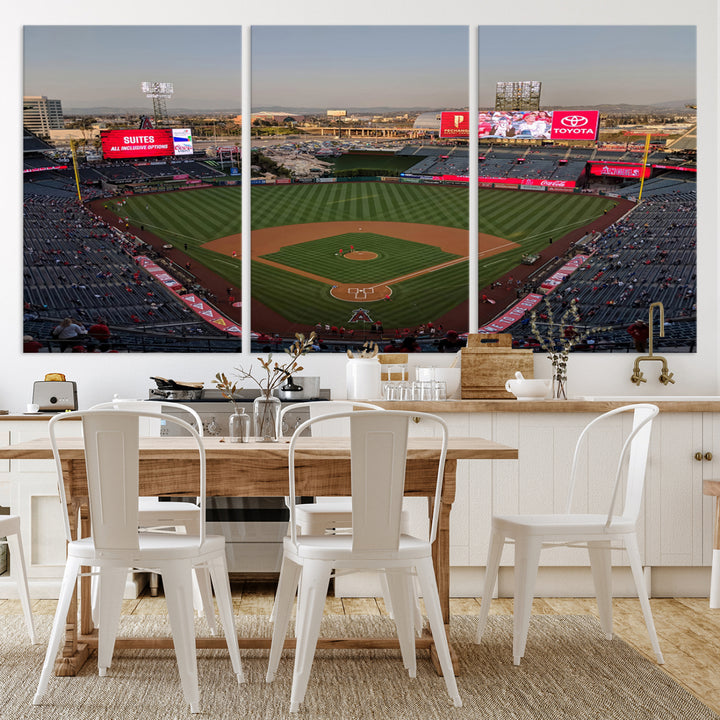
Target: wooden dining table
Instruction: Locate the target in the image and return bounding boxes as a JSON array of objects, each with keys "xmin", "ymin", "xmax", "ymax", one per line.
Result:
[{"xmin": 0, "ymin": 434, "xmax": 517, "ymax": 676}]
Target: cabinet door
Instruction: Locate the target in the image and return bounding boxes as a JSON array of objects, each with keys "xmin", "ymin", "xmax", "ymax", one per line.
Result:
[
  {"xmin": 702, "ymin": 413, "xmax": 720, "ymax": 565},
  {"xmin": 645, "ymin": 413, "xmax": 704, "ymax": 566},
  {"xmin": 0, "ymin": 429, "xmax": 9, "ymax": 506},
  {"xmin": 10, "ymin": 420, "xmax": 81, "ymax": 580}
]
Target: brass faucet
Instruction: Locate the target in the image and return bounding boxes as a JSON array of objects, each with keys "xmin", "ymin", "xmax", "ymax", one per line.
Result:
[{"xmin": 630, "ymin": 302, "xmax": 675, "ymax": 386}]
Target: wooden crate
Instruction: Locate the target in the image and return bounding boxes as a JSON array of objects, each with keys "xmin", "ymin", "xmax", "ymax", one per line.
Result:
[
  {"xmin": 461, "ymin": 333, "xmax": 534, "ymax": 399},
  {"xmin": 378, "ymin": 353, "xmax": 409, "ymax": 382}
]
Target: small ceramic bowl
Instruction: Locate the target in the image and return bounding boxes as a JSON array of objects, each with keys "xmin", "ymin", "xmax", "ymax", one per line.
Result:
[{"xmin": 505, "ymin": 378, "xmax": 551, "ymax": 401}]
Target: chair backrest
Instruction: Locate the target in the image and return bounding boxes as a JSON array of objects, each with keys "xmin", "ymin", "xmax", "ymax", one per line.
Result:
[
  {"xmin": 90, "ymin": 398, "xmax": 204, "ymax": 436},
  {"xmin": 565, "ymin": 403, "xmax": 659, "ymax": 526},
  {"xmin": 287, "ymin": 410, "xmax": 448, "ymax": 551},
  {"xmin": 279, "ymin": 400, "xmax": 383, "ymax": 438},
  {"xmin": 48, "ymin": 409, "xmax": 206, "ymax": 550}
]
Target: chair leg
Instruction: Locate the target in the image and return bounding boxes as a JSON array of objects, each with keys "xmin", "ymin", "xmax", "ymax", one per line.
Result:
[
  {"xmin": 289, "ymin": 559, "xmax": 332, "ymax": 713},
  {"xmin": 267, "ymin": 554, "xmax": 302, "ymax": 682},
  {"xmin": 269, "ymin": 552, "xmax": 301, "ymax": 626},
  {"xmin": 34, "ymin": 557, "xmax": 82, "ymax": 705},
  {"xmin": 206, "ymin": 554, "xmax": 244, "ymax": 683},
  {"xmin": 379, "ymin": 571, "xmax": 394, "ymax": 618},
  {"xmin": 161, "ymin": 562, "xmax": 201, "ymax": 713},
  {"xmin": 96, "ymin": 566, "xmax": 128, "ymax": 676},
  {"xmin": 476, "ymin": 528, "xmax": 504, "ymax": 643},
  {"xmin": 587, "ymin": 541, "xmax": 614, "ymax": 639},
  {"xmin": 6, "ymin": 531, "xmax": 37, "ymax": 644},
  {"xmin": 384, "ymin": 568, "xmax": 416, "ymax": 677},
  {"xmin": 512, "ymin": 536, "xmax": 542, "ymax": 666},
  {"xmin": 624, "ymin": 533, "xmax": 664, "ymax": 664},
  {"xmin": 415, "ymin": 557, "xmax": 461, "ymax": 707},
  {"xmin": 193, "ymin": 565, "xmax": 218, "ymax": 636}
]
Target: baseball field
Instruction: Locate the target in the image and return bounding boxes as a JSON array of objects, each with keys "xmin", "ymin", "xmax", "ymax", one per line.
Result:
[{"xmin": 111, "ymin": 181, "xmax": 617, "ymax": 332}]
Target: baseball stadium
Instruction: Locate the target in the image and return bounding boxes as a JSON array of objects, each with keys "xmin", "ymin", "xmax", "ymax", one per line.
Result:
[{"xmin": 22, "ymin": 108, "xmax": 697, "ymax": 354}]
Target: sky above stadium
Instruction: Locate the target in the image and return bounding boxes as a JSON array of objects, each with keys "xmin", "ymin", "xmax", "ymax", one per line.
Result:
[{"xmin": 23, "ymin": 25, "xmax": 695, "ymax": 111}]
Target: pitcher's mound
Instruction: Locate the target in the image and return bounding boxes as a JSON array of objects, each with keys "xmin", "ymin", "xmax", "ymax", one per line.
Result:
[{"xmin": 344, "ymin": 251, "xmax": 377, "ymax": 260}]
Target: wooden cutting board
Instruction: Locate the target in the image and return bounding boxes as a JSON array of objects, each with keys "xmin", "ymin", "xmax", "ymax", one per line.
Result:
[{"xmin": 461, "ymin": 333, "xmax": 534, "ymax": 399}]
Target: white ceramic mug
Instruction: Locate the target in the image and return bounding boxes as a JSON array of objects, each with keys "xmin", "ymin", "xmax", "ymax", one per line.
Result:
[{"xmin": 26, "ymin": 403, "xmax": 40, "ymax": 413}]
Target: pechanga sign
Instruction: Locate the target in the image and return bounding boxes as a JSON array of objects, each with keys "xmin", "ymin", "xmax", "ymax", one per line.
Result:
[{"xmin": 440, "ymin": 110, "xmax": 599, "ymax": 141}]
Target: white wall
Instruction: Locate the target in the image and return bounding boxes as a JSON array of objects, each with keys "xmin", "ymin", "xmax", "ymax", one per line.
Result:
[{"xmin": 2, "ymin": 0, "xmax": 718, "ymax": 412}]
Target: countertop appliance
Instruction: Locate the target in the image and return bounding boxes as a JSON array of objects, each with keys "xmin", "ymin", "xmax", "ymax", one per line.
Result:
[
  {"xmin": 148, "ymin": 386, "xmax": 330, "ymax": 575},
  {"xmin": 32, "ymin": 381, "xmax": 78, "ymax": 412}
]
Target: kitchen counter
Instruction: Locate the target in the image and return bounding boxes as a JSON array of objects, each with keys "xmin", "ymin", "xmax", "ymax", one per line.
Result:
[
  {"xmin": 0, "ymin": 413, "xmax": 64, "ymax": 420},
  {"xmin": 373, "ymin": 398, "xmax": 720, "ymax": 413}
]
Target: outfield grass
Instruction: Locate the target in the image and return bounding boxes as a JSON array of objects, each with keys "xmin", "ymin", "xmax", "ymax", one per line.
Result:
[{"xmin": 113, "ymin": 182, "xmax": 615, "ymax": 331}]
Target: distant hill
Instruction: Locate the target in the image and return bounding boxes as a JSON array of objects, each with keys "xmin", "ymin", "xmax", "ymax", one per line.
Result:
[{"xmin": 64, "ymin": 101, "xmax": 695, "ymax": 116}]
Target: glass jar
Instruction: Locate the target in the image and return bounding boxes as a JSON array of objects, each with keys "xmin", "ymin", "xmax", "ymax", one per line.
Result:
[
  {"xmin": 253, "ymin": 394, "xmax": 281, "ymax": 442},
  {"xmin": 228, "ymin": 409, "xmax": 250, "ymax": 443}
]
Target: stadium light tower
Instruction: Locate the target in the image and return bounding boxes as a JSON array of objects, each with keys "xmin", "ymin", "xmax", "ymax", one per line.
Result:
[
  {"xmin": 141, "ymin": 81, "xmax": 174, "ymax": 128},
  {"xmin": 495, "ymin": 81, "xmax": 541, "ymax": 112}
]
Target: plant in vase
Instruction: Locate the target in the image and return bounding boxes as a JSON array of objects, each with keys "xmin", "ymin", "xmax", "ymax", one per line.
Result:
[
  {"xmin": 213, "ymin": 372, "xmax": 249, "ymax": 442},
  {"xmin": 215, "ymin": 332, "xmax": 316, "ymax": 441},
  {"xmin": 529, "ymin": 298, "xmax": 609, "ymax": 399}
]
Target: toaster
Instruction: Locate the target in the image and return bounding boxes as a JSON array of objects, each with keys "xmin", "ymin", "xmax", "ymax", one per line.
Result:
[{"xmin": 32, "ymin": 381, "xmax": 78, "ymax": 412}]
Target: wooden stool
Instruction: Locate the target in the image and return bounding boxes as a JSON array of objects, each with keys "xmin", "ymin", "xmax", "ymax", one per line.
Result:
[{"xmin": 703, "ymin": 480, "xmax": 720, "ymax": 609}]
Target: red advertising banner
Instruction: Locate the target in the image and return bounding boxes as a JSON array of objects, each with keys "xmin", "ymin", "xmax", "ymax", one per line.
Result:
[
  {"xmin": 477, "ymin": 293, "xmax": 544, "ymax": 333},
  {"xmin": 436, "ymin": 174, "xmax": 576, "ymax": 189},
  {"xmin": 652, "ymin": 164, "xmax": 697, "ymax": 173},
  {"xmin": 23, "ymin": 164, "xmax": 69, "ymax": 174},
  {"xmin": 136, "ymin": 256, "xmax": 242, "ymax": 336},
  {"xmin": 549, "ymin": 111, "xmax": 600, "ymax": 141},
  {"xmin": 588, "ymin": 162, "xmax": 651, "ymax": 179},
  {"xmin": 101, "ymin": 129, "xmax": 174, "ymax": 159},
  {"xmin": 539, "ymin": 254, "xmax": 589, "ymax": 293}
]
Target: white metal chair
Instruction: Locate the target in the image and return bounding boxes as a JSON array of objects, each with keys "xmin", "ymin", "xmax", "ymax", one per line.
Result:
[
  {"xmin": 272, "ymin": 401, "xmax": 422, "ymax": 631},
  {"xmin": 35, "ymin": 409, "xmax": 243, "ymax": 713},
  {"xmin": 475, "ymin": 403, "xmax": 663, "ymax": 666},
  {"xmin": 266, "ymin": 410, "xmax": 461, "ymax": 713},
  {"xmin": 90, "ymin": 399, "xmax": 214, "ymax": 630},
  {"xmin": 0, "ymin": 515, "xmax": 37, "ymax": 644}
]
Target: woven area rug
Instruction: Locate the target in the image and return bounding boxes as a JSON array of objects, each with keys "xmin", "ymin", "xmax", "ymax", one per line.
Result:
[{"xmin": 0, "ymin": 614, "xmax": 715, "ymax": 719}]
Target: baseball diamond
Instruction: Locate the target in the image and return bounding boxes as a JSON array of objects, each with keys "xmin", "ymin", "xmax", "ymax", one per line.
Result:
[{"xmin": 99, "ymin": 181, "xmax": 621, "ymax": 334}]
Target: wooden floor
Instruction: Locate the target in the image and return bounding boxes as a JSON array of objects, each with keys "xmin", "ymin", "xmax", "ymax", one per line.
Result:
[{"xmin": 3, "ymin": 585, "xmax": 719, "ymax": 715}]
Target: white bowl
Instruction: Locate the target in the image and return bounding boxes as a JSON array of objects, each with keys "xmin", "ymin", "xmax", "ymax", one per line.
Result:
[{"xmin": 505, "ymin": 378, "xmax": 551, "ymax": 400}]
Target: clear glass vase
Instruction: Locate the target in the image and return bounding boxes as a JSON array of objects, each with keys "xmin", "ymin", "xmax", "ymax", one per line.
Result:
[
  {"xmin": 253, "ymin": 394, "xmax": 281, "ymax": 442},
  {"xmin": 550, "ymin": 352, "xmax": 569, "ymax": 399},
  {"xmin": 228, "ymin": 409, "xmax": 250, "ymax": 443}
]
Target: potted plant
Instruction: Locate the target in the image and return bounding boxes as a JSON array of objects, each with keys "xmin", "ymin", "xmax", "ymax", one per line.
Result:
[
  {"xmin": 529, "ymin": 299, "xmax": 608, "ymax": 399},
  {"xmin": 215, "ymin": 332, "xmax": 315, "ymax": 441}
]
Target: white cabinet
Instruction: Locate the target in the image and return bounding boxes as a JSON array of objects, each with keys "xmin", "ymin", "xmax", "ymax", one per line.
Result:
[
  {"xmin": 1, "ymin": 419, "xmax": 80, "ymax": 598},
  {"xmin": 644, "ymin": 412, "xmax": 719, "ymax": 567}
]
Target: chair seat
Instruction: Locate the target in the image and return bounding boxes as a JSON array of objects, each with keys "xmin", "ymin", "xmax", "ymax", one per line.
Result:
[
  {"xmin": 295, "ymin": 501, "xmax": 413, "ymax": 535},
  {"xmin": 67, "ymin": 532, "xmax": 226, "ymax": 563},
  {"xmin": 285, "ymin": 533, "xmax": 431, "ymax": 562},
  {"xmin": 138, "ymin": 499, "xmax": 201, "ymax": 527},
  {"xmin": 139, "ymin": 498, "xmax": 200, "ymax": 514},
  {"xmin": 493, "ymin": 513, "xmax": 637, "ymax": 538}
]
